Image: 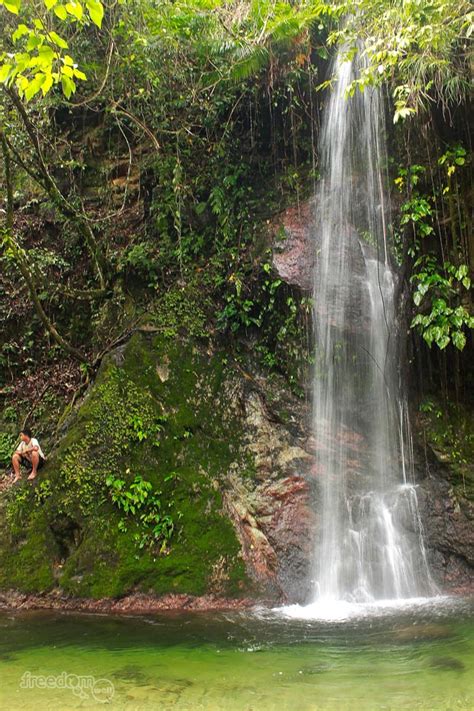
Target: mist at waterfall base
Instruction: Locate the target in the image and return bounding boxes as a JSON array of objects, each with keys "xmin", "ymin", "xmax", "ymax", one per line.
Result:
[{"xmin": 282, "ymin": 52, "xmax": 438, "ymax": 620}]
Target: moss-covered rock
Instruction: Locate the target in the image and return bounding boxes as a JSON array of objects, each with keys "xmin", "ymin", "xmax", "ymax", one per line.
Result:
[{"xmin": 0, "ymin": 332, "xmax": 251, "ymax": 599}]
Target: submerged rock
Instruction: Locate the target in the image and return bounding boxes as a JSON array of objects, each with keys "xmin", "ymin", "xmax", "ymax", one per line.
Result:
[
  {"xmin": 429, "ymin": 656, "xmax": 465, "ymax": 672},
  {"xmin": 392, "ymin": 623, "xmax": 453, "ymax": 643}
]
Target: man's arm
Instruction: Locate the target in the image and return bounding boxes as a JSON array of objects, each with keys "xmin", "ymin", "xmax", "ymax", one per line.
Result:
[{"xmin": 19, "ymin": 442, "xmax": 39, "ymax": 454}]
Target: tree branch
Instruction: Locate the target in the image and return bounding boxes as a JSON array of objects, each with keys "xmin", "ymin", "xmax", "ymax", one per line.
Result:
[
  {"xmin": 0, "ymin": 130, "xmax": 88, "ymax": 364},
  {"xmin": 4, "ymin": 87, "xmax": 107, "ymax": 290}
]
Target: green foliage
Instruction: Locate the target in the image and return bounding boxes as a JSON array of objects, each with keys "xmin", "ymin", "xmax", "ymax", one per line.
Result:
[
  {"xmin": 216, "ymin": 256, "xmax": 312, "ymax": 388},
  {"xmin": 0, "ymin": 0, "xmax": 105, "ymax": 100},
  {"xmin": 394, "ymin": 148, "xmax": 471, "ymax": 354},
  {"xmin": 395, "ymin": 164, "xmax": 434, "ymax": 257},
  {"xmin": 411, "ymin": 256, "xmax": 473, "ymax": 350},
  {"xmin": 216, "ymin": 258, "xmax": 286, "ymax": 334},
  {"xmin": 149, "ymin": 281, "xmax": 211, "ymax": 339},
  {"xmin": 4, "ymin": 477, "xmax": 54, "ymax": 540},
  {"xmin": 128, "ymin": 411, "xmax": 166, "ymax": 445},
  {"xmin": 439, "ymin": 144, "xmax": 467, "ymax": 182},
  {"xmin": 106, "ymin": 472, "xmax": 176, "ymax": 552},
  {"xmin": 401, "ymin": 195, "xmax": 433, "ymax": 243},
  {"xmin": 193, "ymin": 0, "xmax": 339, "ymax": 85},
  {"xmin": 1, "ymin": 0, "xmax": 322, "ymax": 376},
  {"xmin": 333, "ymin": 0, "xmax": 473, "ymax": 121},
  {"xmin": 5, "ymin": 480, "xmax": 33, "ymax": 534},
  {"xmin": 1, "ymin": 404, "xmax": 18, "ymax": 423},
  {"xmin": 0, "ymin": 431, "xmax": 16, "ymax": 466},
  {"xmin": 120, "ymin": 242, "xmax": 159, "ymax": 289}
]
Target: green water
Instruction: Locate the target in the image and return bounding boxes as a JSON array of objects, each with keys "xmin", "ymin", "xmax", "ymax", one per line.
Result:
[{"xmin": 0, "ymin": 598, "xmax": 472, "ymax": 710}]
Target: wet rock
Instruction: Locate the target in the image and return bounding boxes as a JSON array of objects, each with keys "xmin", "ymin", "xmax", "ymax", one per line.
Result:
[
  {"xmin": 415, "ymin": 465, "xmax": 474, "ymax": 591},
  {"xmin": 0, "ymin": 589, "xmax": 256, "ymax": 613},
  {"xmin": 222, "ymin": 376, "xmax": 315, "ymax": 603},
  {"xmin": 270, "ymin": 200, "xmax": 315, "ymax": 291},
  {"xmin": 111, "ymin": 665, "xmax": 151, "ymax": 685},
  {"xmin": 1, "ymin": 323, "xmax": 472, "ymax": 608},
  {"xmin": 410, "ymin": 408, "xmax": 474, "ymax": 592}
]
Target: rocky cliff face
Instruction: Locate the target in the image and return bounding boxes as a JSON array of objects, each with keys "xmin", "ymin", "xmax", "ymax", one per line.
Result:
[
  {"xmin": 221, "ymin": 363, "xmax": 316, "ymax": 602},
  {"xmin": 414, "ymin": 435, "xmax": 474, "ymax": 594}
]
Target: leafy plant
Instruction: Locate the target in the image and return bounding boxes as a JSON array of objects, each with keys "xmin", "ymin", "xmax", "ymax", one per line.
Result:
[
  {"xmin": 5, "ymin": 482, "xmax": 33, "ymax": 534},
  {"xmin": 34, "ymin": 477, "xmax": 53, "ymax": 503},
  {"xmin": 411, "ymin": 256, "xmax": 473, "ymax": 350},
  {"xmin": 439, "ymin": 144, "xmax": 467, "ymax": 179},
  {"xmin": 120, "ymin": 242, "xmax": 159, "ymax": 289},
  {"xmin": 105, "ymin": 472, "xmax": 176, "ymax": 552},
  {"xmin": 395, "ymin": 164, "xmax": 434, "ymax": 257},
  {"xmin": 127, "ymin": 413, "xmax": 166, "ymax": 446},
  {"xmin": 419, "ymin": 398, "xmax": 474, "ymax": 496},
  {"xmin": 0, "ymin": 431, "xmax": 17, "ymax": 467}
]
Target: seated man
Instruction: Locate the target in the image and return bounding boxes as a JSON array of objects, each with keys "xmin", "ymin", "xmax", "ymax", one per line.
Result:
[{"xmin": 12, "ymin": 429, "xmax": 46, "ymax": 482}]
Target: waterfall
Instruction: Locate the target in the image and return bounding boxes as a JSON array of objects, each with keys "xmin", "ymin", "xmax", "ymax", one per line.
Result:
[{"xmin": 311, "ymin": 52, "xmax": 436, "ymax": 603}]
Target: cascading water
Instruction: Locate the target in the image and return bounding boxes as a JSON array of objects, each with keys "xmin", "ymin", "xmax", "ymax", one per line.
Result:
[{"xmin": 311, "ymin": 51, "xmax": 437, "ymax": 604}]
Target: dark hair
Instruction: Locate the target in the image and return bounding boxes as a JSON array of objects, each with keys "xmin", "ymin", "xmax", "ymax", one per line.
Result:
[{"xmin": 20, "ymin": 428, "xmax": 32, "ymax": 438}]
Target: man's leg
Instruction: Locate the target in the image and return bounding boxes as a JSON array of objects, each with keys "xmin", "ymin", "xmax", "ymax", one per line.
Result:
[
  {"xmin": 12, "ymin": 453, "xmax": 22, "ymax": 482},
  {"xmin": 27, "ymin": 451, "xmax": 40, "ymax": 480}
]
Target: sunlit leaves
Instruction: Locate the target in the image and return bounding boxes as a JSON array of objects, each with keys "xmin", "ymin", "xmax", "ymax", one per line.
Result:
[
  {"xmin": 41, "ymin": 70, "xmax": 53, "ymax": 93},
  {"xmin": 53, "ymin": 4, "xmax": 68, "ymax": 19},
  {"xmin": 85, "ymin": 0, "xmax": 103, "ymax": 27},
  {"xmin": 60, "ymin": 72, "xmax": 75, "ymax": 97},
  {"xmin": 65, "ymin": 1, "xmax": 83, "ymax": 21},
  {"xmin": 393, "ymin": 105, "xmax": 415, "ymax": 123},
  {"xmin": 48, "ymin": 30, "xmax": 69, "ymax": 49},
  {"xmin": 12, "ymin": 23, "xmax": 29, "ymax": 41},
  {"xmin": 0, "ymin": 0, "xmax": 105, "ymax": 99},
  {"xmin": 0, "ymin": 0, "xmax": 21, "ymax": 15},
  {"xmin": 0, "ymin": 64, "xmax": 12, "ymax": 81},
  {"xmin": 439, "ymin": 144, "xmax": 467, "ymax": 190}
]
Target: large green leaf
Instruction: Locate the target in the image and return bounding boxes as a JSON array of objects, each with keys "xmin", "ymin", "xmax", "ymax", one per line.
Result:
[{"xmin": 85, "ymin": 0, "xmax": 103, "ymax": 27}]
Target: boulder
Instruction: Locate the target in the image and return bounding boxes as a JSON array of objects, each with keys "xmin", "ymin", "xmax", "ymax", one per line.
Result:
[{"xmin": 270, "ymin": 199, "xmax": 315, "ymax": 291}]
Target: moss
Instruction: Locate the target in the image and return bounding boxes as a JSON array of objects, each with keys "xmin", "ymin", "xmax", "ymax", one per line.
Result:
[
  {"xmin": 144, "ymin": 280, "xmax": 213, "ymax": 340},
  {"xmin": 0, "ymin": 511, "xmax": 57, "ymax": 592},
  {"xmin": 418, "ymin": 397, "xmax": 474, "ymax": 499},
  {"xmin": 0, "ymin": 332, "xmax": 250, "ymax": 599}
]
